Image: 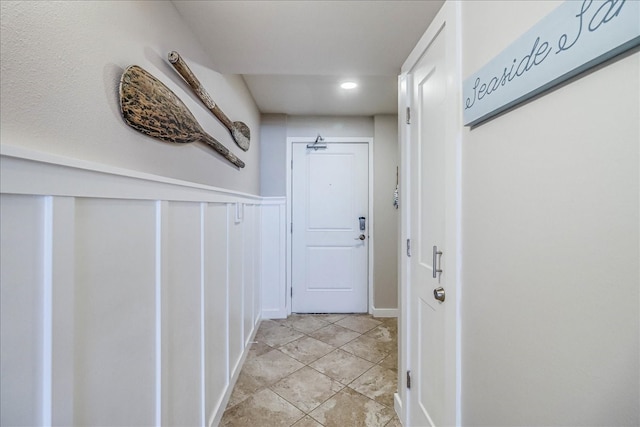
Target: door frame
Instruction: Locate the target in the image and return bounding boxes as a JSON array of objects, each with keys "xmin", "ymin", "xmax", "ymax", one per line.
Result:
[
  {"xmin": 286, "ymin": 137, "xmax": 374, "ymax": 315},
  {"xmin": 398, "ymin": 1, "xmax": 462, "ymax": 425}
]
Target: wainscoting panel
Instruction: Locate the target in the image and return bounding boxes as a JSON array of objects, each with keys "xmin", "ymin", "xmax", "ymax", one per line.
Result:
[
  {"xmin": 243, "ymin": 204, "xmax": 255, "ymax": 348},
  {"xmin": 162, "ymin": 201, "xmax": 204, "ymax": 426},
  {"xmin": 227, "ymin": 205, "xmax": 244, "ymax": 380},
  {"xmin": 203, "ymin": 203, "xmax": 230, "ymax": 426},
  {"xmin": 253, "ymin": 205, "xmax": 263, "ymax": 328},
  {"xmin": 260, "ymin": 199, "xmax": 287, "ymax": 319},
  {"xmin": 0, "ymin": 195, "xmax": 46, "ymax": 427},
  {"xmin": 0, "ymin": 146, "xmax": 287, "ymax": 427},
  {"xmin": 74, "ymin": 198, "xmax": 157, "ymax": 426}
]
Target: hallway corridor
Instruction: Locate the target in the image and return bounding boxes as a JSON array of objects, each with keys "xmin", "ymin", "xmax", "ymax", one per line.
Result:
[{"xmin": 221, "ymin": 314, "xmax": 400, "ymax": 426}]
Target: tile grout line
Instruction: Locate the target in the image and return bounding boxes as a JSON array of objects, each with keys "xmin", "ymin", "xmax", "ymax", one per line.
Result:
[
  {"xmin": 263, "ymin": 320, "xmax": 352, "ymax": 426},
  {"xmin": 267, "ymin": 327, "xmax": 392, "ymax": 426},
  {"xmin": 221, "ymin": 314, "xmax": 398, "ymax": 426},
  {"xmin": 280, "ymin": 321, "xmax": 397, "ymax": 411}
]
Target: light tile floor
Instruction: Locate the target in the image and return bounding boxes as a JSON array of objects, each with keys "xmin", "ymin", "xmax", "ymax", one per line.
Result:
[{"xmin": 221, "ymin": 314, "xmax": 401, "ymax": 427}]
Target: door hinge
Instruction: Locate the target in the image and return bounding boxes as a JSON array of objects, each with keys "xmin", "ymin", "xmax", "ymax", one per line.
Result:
[
  {"xmin": 406, "ymin": 370, "xmax": 411, "ymax": 389},
  {"xmin": 291, "ymin": 287, "xmax": 293, "ymax": 298},
  {"xmin": 291, "ymin": 159, "xmax": 293, "ymax": 169},
  {"xmin": 406, "ymin": 239, "xmax": 411, "ymax": 257},
  {"xmin": 406, "ymin": 107, "xmax": 411, "ymax": 124}
]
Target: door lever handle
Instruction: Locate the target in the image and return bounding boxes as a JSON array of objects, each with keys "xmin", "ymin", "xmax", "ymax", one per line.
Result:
[{"xmin": 433, "ymin": 245, "xmax": 443, "ymax": 278}]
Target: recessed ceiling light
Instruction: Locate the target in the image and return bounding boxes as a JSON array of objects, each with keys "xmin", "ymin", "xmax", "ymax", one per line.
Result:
[{"xmin": 340, "ymin": 82, "xmax": 358, "ymax": 90}]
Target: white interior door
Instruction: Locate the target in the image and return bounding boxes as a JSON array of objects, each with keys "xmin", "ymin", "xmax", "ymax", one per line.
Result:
[
  {"xmin": 405, "ymin": 3, "xmax": 460, "ymax": 426},
  {"xmin": 291, "ymin": 142, "xmax": 369, "ymax": 313}
]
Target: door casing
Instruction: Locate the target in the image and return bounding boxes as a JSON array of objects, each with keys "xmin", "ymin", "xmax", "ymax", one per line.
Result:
[{"xmin": 286, "ymin": 137, "xmax": 374, "ymax": 316}]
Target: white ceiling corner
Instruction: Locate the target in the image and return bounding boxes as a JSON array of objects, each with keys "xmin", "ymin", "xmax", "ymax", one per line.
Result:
[{"xmin": 172, "ymin": 0, "xmax": 444, "ymax": 116}]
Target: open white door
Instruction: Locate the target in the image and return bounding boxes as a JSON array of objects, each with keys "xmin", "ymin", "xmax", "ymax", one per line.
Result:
[
  {"xmin": 291, "ymin": 141, "xmax": 369, "ymax": 313},
  {"xmin": 400, "ymin": 2, "xmax": 461, "ymax": 426}
]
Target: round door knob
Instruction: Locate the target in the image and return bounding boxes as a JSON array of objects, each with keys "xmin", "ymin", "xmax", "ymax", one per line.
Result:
[
  {"xmin": 433, "ymin": 287, "xmax": 445, "ymax": 302},
  {"xmin": 357, "ymin": 234, "xmax": 366, "ymax": 240}
]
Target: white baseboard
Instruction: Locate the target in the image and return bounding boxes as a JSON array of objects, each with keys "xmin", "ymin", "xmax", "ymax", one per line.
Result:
[
  {"xmin": 209, "ymin": 321, "xmax": 261, "ymax": 427},
  {"xmin": 372, "ymin": 307, "xmax": 398, "ymax": 318},
  {"xmin": 394, "ymin": 392, "xmax": 402, "ymax": 419},
  {"xmin": 261, "ymin": 309, "xmax": 288, "ymax": 320}
]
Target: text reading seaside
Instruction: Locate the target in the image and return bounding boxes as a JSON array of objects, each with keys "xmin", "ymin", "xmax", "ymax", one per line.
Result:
[{"xmin": 463, "ymin": 0, "xmax": 640, "ymax": 126}]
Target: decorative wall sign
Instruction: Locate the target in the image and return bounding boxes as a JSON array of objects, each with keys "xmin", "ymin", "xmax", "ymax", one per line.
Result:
[
  {"xmin": 463, "ymin": 0, "xmax": 640, "ymax": 127},
  {"xmin": 119, "ymin": 65, "xmax": 245, "ymax": 168},
  {"xmin": 168, "ymin": 51, "xmax": 251, "ymax": 152}
]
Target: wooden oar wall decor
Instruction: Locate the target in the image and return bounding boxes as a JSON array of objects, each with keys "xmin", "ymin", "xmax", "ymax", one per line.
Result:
[
  {"xmin": 119, "ymin": 65, "xmax": 245, "ymax": 168},
  {"xmin": 168, "ymin": 51, "xmax": 250, "ymax": 152}
]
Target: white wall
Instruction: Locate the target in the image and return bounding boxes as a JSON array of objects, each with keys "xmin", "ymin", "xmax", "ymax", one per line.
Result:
[
  {"xmin": 373, "ymin": 115, "xmax": 399, "ymax": 311},
  {"xmin": 286, "ymin": 115, "xmax": 375, "ymax": 139},
  {"xmin": 259, "ymin": 114, "xmax": 399, "ymax": 312},
  {"xmin": 260, "ymin": 115, "xmax": 376, "ymax": 197},
  {"xmin": 0, "ymin": 1, "xmax": 260, "ymax": 194},
  {"xmin": 460, "ymin": 2, "xmax": 639, "ymax": 426},
  {"xmin": 260, "ymin": 114, "xmax": 288, "ymax": 197}
]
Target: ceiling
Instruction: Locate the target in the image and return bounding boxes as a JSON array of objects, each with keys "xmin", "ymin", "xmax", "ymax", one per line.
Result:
[{"xmin": 172, "ymin": 1, "xmax": 445, "ymax": 116}]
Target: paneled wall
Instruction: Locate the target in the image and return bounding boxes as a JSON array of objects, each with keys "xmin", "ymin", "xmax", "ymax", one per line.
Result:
[{"xmin": 0, "ymin": 146, "xmax": 286, "ymax": 426}]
